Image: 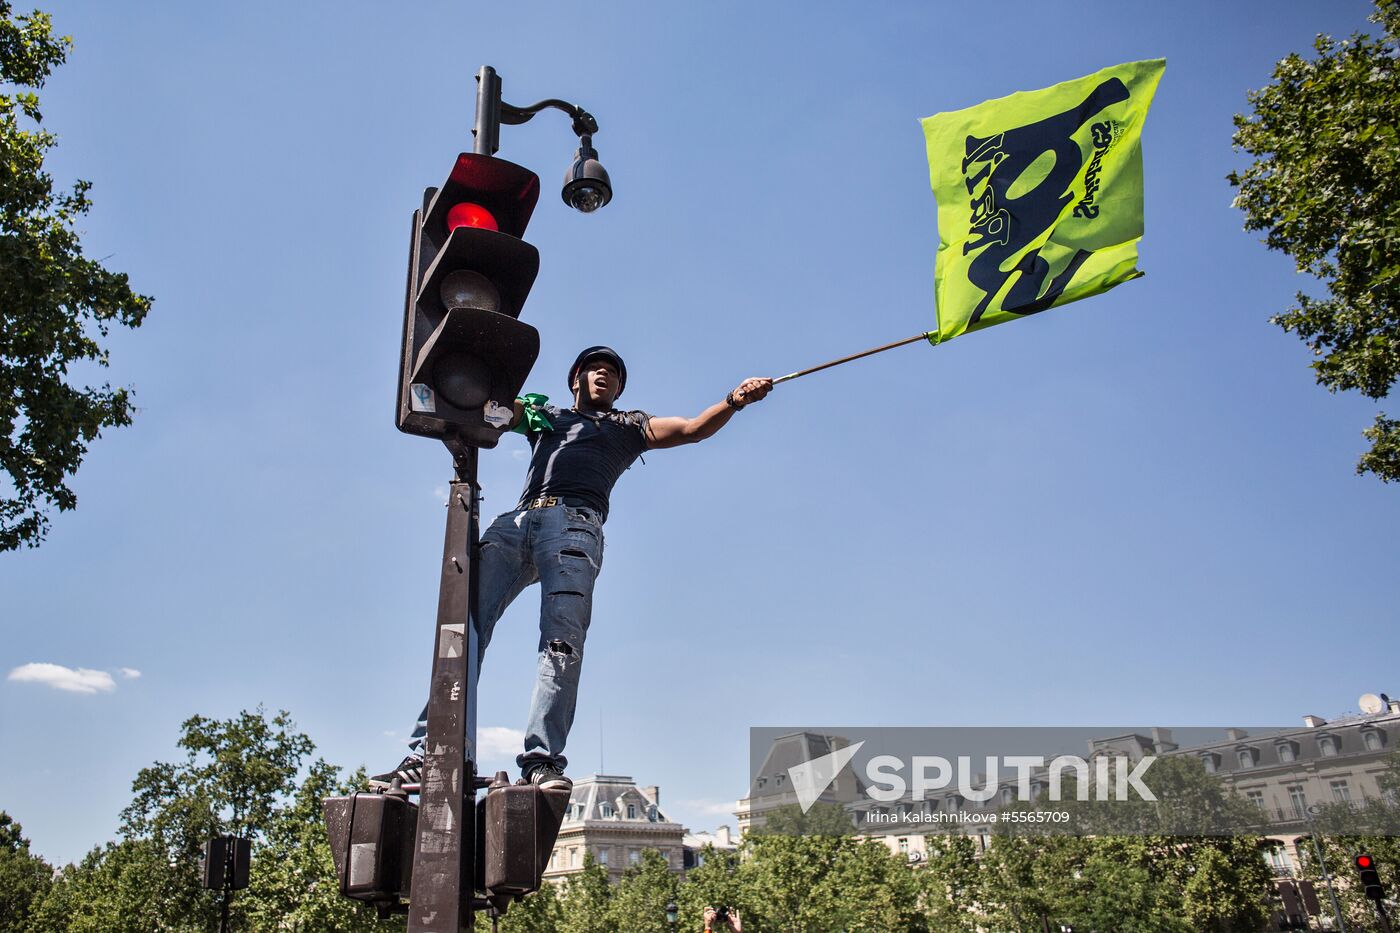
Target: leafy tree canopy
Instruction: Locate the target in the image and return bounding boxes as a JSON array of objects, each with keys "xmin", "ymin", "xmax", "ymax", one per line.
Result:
[
  {"xmin": 1229, "ymin": 0, "xmax": 1400, "ymax": 481},
  {"xmin": 0, "ymin": 0, "xmax": 151, "ymax": 551},
  {"xmin": 0, "ymin": 811, "xmax": 53, "ymax": 932}
]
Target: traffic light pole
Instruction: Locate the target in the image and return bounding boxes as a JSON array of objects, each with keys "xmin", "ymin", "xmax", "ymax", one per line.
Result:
[
  {"xmin": 407, "ymin": 448, "xmax": 483, "ymax": 933},
  {"xmin": 1299, "ymin": 802, "xmax": 1348, "ymax": 933}
]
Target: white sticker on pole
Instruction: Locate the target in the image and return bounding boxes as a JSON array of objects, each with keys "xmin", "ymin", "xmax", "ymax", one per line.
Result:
[
  {"xmin": 483, "ymin": 400, "xmax": 512, "ymax": 428},
  {"xmin": 410, "ymin": 384, "xmax": 436, "ymax": 413}
]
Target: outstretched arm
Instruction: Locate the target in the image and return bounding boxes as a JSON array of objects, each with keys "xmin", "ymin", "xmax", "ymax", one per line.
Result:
[{"xmin": 646, "ymin": 377, "xmax": 773, "ymax": 449}]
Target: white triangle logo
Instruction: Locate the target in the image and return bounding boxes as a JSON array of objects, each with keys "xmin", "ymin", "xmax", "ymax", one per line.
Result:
[{"xmin": 788, "ymin": 740, "xmax": 864, "ymax": 813}]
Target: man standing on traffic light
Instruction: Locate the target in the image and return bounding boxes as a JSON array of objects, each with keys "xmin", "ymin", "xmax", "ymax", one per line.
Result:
[{"xmin": 376, "ymin": 346, "xmax": 773, "ymax": 790}]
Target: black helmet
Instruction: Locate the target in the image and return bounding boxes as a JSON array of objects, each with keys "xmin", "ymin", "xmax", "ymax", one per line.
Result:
[{"xmin": 568, "ymin": 345, "xmax": 627, "ymax": 398}]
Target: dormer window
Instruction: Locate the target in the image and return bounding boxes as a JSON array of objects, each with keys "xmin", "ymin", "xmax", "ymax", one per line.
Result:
[
  {"xmin": 627, "ymin": 804, "xmax": 637, "ymax": 819},
  {"xmin": 1201, "ymin": 752, "xmax": 1221, "ymax": 774},
  {"xmin": 1318, "ymin": 734, "xmax": 1339, "ymax": 757},
  {"xmin": 600, "ymin": 803, "xmax": 614, "ymax": 818},
  {"xmin": 1362, "ymin": 728, "xmax": 1387, "ymax": 752},
  {"xmin": 1237, "ymin": 747, "xmax": 1260, "ymax": 769},
  {"xmin": 1000, "ymin": 787, "xmax": 1015, "ymax": 806},
  {"xmin": 647, "ymin": 805, "xmax": 658, "ymax": 821}
]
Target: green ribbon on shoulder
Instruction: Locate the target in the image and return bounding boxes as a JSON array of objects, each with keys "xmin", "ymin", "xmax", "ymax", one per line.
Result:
[{"xmin": 512, "ymin": 393, "xmax": 553, "ymax": 434}]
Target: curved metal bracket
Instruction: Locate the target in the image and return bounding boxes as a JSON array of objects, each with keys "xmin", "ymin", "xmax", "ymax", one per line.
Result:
[{"xmin": 499, "ymin": 98, "xmax": 599, "ymax": 139}]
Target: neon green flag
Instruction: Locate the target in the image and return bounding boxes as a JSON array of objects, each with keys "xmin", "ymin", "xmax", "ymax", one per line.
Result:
[{"xmin": 921, "ymin": 59, "xmax": 1164, "ymax": 343}]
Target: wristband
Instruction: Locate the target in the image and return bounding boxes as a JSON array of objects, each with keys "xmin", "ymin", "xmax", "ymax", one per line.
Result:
[{"xmin": 726, "ymin": 390, "xmax": 746, "ymax": 411}]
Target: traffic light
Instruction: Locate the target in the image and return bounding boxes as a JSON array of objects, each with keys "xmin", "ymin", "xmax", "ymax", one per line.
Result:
[
  {"xmin": 397, "ymin": 153, "xmax": 542, "ymax": 448},
  {"xmin": 1355, "ymin": 853, "xmax": 1387, "ymax": 901},
  {"xmin": 200, "ymin": 835, "xmax": 250, "ymax": 890}
]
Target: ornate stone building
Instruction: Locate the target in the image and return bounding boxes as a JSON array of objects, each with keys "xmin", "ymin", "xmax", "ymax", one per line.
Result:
[{"xmin": 542, "ymin": 774, "xmax": 686, "ymax": 884}]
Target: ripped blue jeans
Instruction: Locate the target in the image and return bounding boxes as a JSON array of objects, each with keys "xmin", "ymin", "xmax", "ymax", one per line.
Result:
[{"xmin": 410, "ymin": 502, "xmax": 604, "ymax": 773}]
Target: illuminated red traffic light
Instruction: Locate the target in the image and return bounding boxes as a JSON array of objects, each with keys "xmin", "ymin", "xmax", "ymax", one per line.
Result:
[
  {"xmin": 1357, "ymin": 855, "xmax": 1374, "ymax": 869},
  {"xmin": 446, "ymin": 202, "xmax": 499, "ymax": 233}
]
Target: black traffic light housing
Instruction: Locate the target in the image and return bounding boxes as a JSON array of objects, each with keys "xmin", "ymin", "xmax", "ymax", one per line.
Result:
[
  {"xmin": 323, "ymin": 791, "xmax": 417, "ymax": 909},
  {"xmin": 1355, "ymin": 853, "xmax": 1387, "ymax": 901},
  {"xmin": 201, "ymin": 836, "xmax": 251, "ymax": 891},
  {"xmin": 397, "ymin": 153, "xmax": 542, "ymax": 448}
]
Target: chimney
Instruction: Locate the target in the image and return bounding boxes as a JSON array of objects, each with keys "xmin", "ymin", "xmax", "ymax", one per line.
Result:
[
  {"xmin": 641, "ymin": 785, "xmax": 659, "ymax": 806},
  {"xmin": 1225, "ymin": 729, "xmax": 1248, "ymax": 741},
  {"xmin": 1303, "ymin": 715, "xmax": 1327, "ymax": 728},
  {"xmin": 1151, "ymin": 728, "xmax": 1177, "ymax": 753},
  {"xmin": 716, "ymin": 825, "xmax": 732, "ymax": 846}
]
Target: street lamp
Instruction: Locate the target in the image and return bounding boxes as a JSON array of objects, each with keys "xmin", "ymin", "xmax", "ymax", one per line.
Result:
[{"xmin": 665, "ymin": 900, "xmax": 679, "ymax": 929}]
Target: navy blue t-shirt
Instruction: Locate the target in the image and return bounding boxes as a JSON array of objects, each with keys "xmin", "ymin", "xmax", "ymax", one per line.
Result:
[{"xmin": 515, "ymin": 405, "xmax": 650, "ymax": 523}]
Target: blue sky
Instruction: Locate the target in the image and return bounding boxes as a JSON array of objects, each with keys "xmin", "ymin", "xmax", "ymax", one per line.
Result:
[{"xmin": 2, "ymin": 0, "xmax": 1396, "ymax": 865}]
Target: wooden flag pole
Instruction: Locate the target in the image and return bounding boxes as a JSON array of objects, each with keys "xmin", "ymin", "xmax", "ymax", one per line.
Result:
[{"xmin": 771, "ymin": 332, "xmax": 935, "ymax": 385}]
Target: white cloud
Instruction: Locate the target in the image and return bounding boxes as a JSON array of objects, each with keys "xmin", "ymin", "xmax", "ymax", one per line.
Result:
[
  {"xmin": 119, "ymin": 667, "xmax": 141, "ymax": 679},
  {"xmin": 8, "ymin": 663, "xmax": 117, "ymax": 695},
  {"xmin": 674, "ymin": 798, "xmax": 739, "ymax": 817},
  {"xmin": 478, "ymin": 726, "xmax": 526, "ymax": 760}
]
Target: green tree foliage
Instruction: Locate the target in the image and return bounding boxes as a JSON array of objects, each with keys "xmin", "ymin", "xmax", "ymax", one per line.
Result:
[
  {"xmin": 746, "ymin": 802, "xmax": 855, "ymax": 837},
  {"xmin": 1300, "ymin": 747, "xmax": 1400, "ymax": 928},
  {"xmin": 673, "ymin": 845, "xmax": 743, "ymax": 930},
  {"xmin": 498, "ymin": 879, "xmax": 565, "ymax": 933},
  {"xmin": 736, "ymin": 834, "xmax": 924, "ymax": 932},
  {"xmin": 604, "ymin": 849, "xmax": 679, "ymax": 933},
  {"xmin": 980, "ymin": 834, "xmax": 1271, "ymax": 933},
  {"xmin": 32, "ymin": 708, "xmax": 394, "ymax": 932},
  {"xmin": 1229, "ymin": 0, "xmax": 1400, "ymax": 481},
  {"xmin": 29, "ymin": 838, "xmax": 180, "ymax": 933},
  {"xmin": 916, "ymin": 835, "xmax": 984, "ymax": 932},
  {"xmin": 0, "ymin": 1, "xmax": 152, "ymax": 550},
  {"xmin": 0, "ymin": 811, "xmax": 53, "ymax": 931},
  {"xmin": 557, "ymin": 853, "xmax": 612, "ymax": 933}
]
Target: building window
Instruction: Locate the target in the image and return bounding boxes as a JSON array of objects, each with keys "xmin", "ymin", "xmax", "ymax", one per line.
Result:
[
  {"xmin": 898, "ymin": 837, "xmax": 909, "ymax": 854},
  {"xmin": 1363, "ymin": 729, "xmax": 1385, "ymax": 752},
  {"xmin": 627, "ymin": 804, "xmax": 637, "ymax": 819},
  {"xmin": 1265, "ymin": 844, "xmax": 1292, "ymax": 877},
  {"xmin": 1201, "ymin": 754, "xmax": 1218, "ymax": 774},
  {"xmin": 947, "ymin": 795, "xmax": 961, "ymax": 813},
  {"xmin": 1330, "ymin": 780, "xmax": 1352, "ymax": 803},
  {"xmin": 777, "ymin": 773, "xmax": 786, "ymax": 785},
  {"xmin": 1319, "ymin": 735, "xmax": 1338, "ymax": 757},
  {"xmin": 1246, "ymin": 790, "xmax": 1266, "ymax": 811},
  {"xmin": 1288, "ymin": 785, "xmax": 1307, "ymax": 818},
  {"xmin": 597, "ymin": 847, "xmax": 609, "ymax": 866},
  {"xmin": 600, "ymin": 803, "xmax": 614, "ymax": 818},
  {"xmin": 570, "ymin": 847, "xmax": 579, "ymax": 867},
  {"xmin": 647, "ymin": 805, "xmax": 658, "ymax": 821},
  {"xmin": 1000, "ymin": 787, "xmax": 1015, "ymax": 806},
  {"xmin": 628, "ymin": 849, "xmax": 640, "ymax": 866},
  {"xmin": 1277, "ymin": 742, "xmax": 1297, "ymax": 763},
  {"xmin": 1237, "ymin": 748, "xmax": 1258, "ymax": 769}
]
